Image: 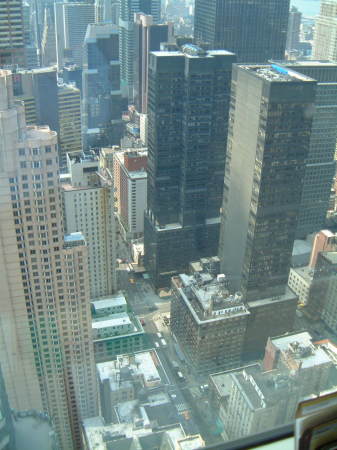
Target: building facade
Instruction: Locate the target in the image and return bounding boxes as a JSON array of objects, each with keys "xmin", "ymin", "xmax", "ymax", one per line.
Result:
[
  {"xmin": 62, "ymin": 151, "xmax": 117, "ymax": 299},
  {"xmin": 82, "ymin": 23, "xmax": 123, "ymax": 149},
  {"xmin": 134, "ymin": 13, "xmax": 173, "ymax": 113},
  {"xmin": 0, "ymin": 365, "xmax": 15, "ymax": 450},
  {"xmin": 113, "ymin": 148, "xmax": 147, "ymax": 240},
  {"xmin": 314, "ymin": 0, "xmax": 337, "ymax": 60},
  {"xmin": 0, "ymin": 71, "xmax": 97, "ymax": 450},
  {"xmin": 282, "ymin": 62, "xmax": 337, "ymax": 239},
  {"xmin": 119, "ymin": 0, "xmax": 161, "ymax": 99},
  {"xmin": 219, "ymin": 64, "xmax": 316, "ymax": 301},
  {"xmin": 171, "ymin": 272, "xmax": 250, "ymax": 375},
  {"xmin": 144, "ymin": 46, "xmax": 236, "ymax": 287},
  {"xmin": 0, "ymin": 0, "xmax": 25, "ymax": 66},
  {"xmin": 286, "ymin": 6, "xmax": 302, "ymax": 53},
  {"xmin": 55, "ymin": 2, "xmax": 95, "ymax": 69},
  {"xmin": 194, "ymin": 0, "xmax": 290, "ymax": 63}
]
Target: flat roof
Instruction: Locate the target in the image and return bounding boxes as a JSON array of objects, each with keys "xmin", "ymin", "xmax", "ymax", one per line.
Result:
[
  {"xmin": 64, "ymin": 232, "xmax": 85, "ymax": 242},
  {"xmin": 290, "ymin": 265, "xmax": 315, "ymax": 284},
  {"xmin": 91, "ymin": 293, "xmax": 127, "ymax": 310},
  {"xmin": 240, "ymin": 64, "xmax": 315, "ymax": 83},
  {"xmin": 92, "ymin": 313, "xmax": 132, "ymax": 329},
  {"xmin": 247, "ymin": 287, "xmax": 297, "ymax": 308}
]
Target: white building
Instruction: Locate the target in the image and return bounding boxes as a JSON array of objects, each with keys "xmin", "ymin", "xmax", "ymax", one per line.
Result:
[
  {"xmin": 62, "ymin": 151, "xmax": 117, "ymax": 298},
  {"xmin": 288, "ymin": 266, "xmax": 314, "ymax": 305},
  {"xmin": 113, "ymin": 149, "xmax": 147, "ymax": 240},
  {"xmin": 314, "ymin": 0, "xmax": 337, "ymax": 60}
]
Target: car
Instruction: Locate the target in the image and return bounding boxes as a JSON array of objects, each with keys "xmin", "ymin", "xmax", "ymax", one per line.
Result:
[{"xmin": 140, "ymin": 318, "xmax": 146, "ymax": 326}]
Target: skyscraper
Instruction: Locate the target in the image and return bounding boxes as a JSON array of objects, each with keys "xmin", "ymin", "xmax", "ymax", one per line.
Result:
[
  {"xmin": 62, "ymin": 150, "xmax": 117, "ymax": 298},
  {"xmin": 314, "ymin": 0, "xmax": 337, "ymax": 60},
  {"xmin": 82, "ymin": 23, "xmax": 123, "ymax": 149},
  {"xmin": 0, "ymin": 70, "xmax": 97, "ymax": 449},
  {"xmin": 194, "ymin": 0, "xmax": 290, "ymax": 63},
  {"xmin": 57, "ymin": 83, "xmax": 82, "ymax": 168},
  {"xmin": 144, "ymin": 45, "xmax": 236, "ymax": 287},
  {"xmin": 0, "ymin": 0, "xmax": 25, "ymax": 66},
  {"xmin": 219, "ymin": 64, "xmax": 316, "ymax": 301},
  {"xmin": 55, "ymin": 2, "xmax": 95, "ymax": 69},
  {"xmin": 286, "ymin": 6, "xmax": 302, "ymax": 53},
  {"xmin": 119, "ymin": 0, "xmax": 161, "ymax": 99},
  {"xmin": 134, "ymin": 13, "xmax": 173, "ymax": 113},
  {"xmin": 282, "ymin": 62, "xmax": 337, "ymax": 238}
]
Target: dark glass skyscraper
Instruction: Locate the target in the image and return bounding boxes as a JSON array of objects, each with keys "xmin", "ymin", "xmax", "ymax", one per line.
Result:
[
  {"xmin": 219, "ymin": 64, "xmax": 316, "ymax": 302},
  {"xmin": 194, "ymin": 0, "xmax": 290, "ymax": 63},
  {"xmin": 83, "ymin": 23, "xmax": 123, "ymax": 149},
  {"xmin": 144, "ymin": 45, "xmax": 236, "ymax": 287}
]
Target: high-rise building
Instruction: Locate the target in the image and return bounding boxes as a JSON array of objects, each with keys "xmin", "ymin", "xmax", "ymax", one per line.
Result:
[
  {"xmin": 134, "ymin": 13, "xmax": 173, "ymax": 113},
  {"xmin": 314, "ymin": 0, "xmax": 337, "ymax": 60},
  {"xmin": 286, "ymin": 6, "xmax": 302, "ymax": 53},
  {"xmin": 55, "ymin": 2, "xmax": 95, "ymax": 69},
  {"xmin": 57, "ymin": 83, "xmax": 82, "ymax": 169},
  {"xmin": 41, "ymin": 5, "xmax": 57, "ymax": 67},
  {"xmin": 113, "ymin": 148, "xmax": 147, "ymax": 240},
  {"xmin": 194, "ymin": 0, "xmax": 290, "ymax": 63},
  {"xmin": 0, "ymin": 70, "xmax": 98, "ymax": 450},
  {"xmin": 119, "ymin": 0, "xmax": 161, "ymax": 99},
  {"xmin": 12, "ymin": 68, "xmax": 83, "ymax": 171},
  {"xmin": 219, "ymin": 64, "xmax": 316, "ymax": 301},
  {"xmin": 82, "ymin": 23, "xmax": 123, "ymax": 149},
  {"xmin": 95, "ymin": 0, "xmax": 120, "ymax": 25},
  {"xmin": 144, "ymin": 45, "xmax": 235, "ymax": 287},
  {"xmin": 171, "ymin": 271, "xmax": 249, "ymax": 375},
  {"xmin": 0, "ymin": 0, "xmax": 25, "ymax": 66},
  {"xmin": 62, "ymin": 151, "xmax": 117, "ymax": 298},
  {"xmin": 281, "ymin": 62, "xmax": 337, "ymax": 239}
]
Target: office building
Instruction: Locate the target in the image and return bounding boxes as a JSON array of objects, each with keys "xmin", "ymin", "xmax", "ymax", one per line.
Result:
[
  {"xmin": 82, "ymin": 23, "xmax": 123, "ymax": 149},
  {"xmin": 314, "ymin": 0, "xmax": 337, "ymax": 60},
  {"xmin": 119, "ymin": 0, "xmax": 161, "ymax": 99},
  {"xmin": 57, "ymin": 83, "xmax": 82, "ymax": 169},
  {"xmin": 134, "ymin": 13, "xmax": 173, "ymax": 113},
  {"xmin": 219, "ymin": 64, "xmax": 316, "ymax": 301},
  {"xmin": 0, "ymin": 71, "xmax": 98, "ymax": 450},
  {"xmin": 55, "ymin": 2, "xmax": 95, "ymax": 69},
  {"xmin": 171, "ymin": 271, "xmax": 250, "ymax": 375},
  {"xmin": 288, "ymin": 266, "xmax": 314, "ymax": 306},
  {"xmin": 286, "ymin": 6, "xmax": 302, "ymax": 53},
  {"xmin": 144, "ymin": 46, "xmax": 235, "ymax": 287},
  {"xmin": 194, "ymin": 0, "xmax": 289, "ymax": 63},
  {"xmin": 305, "ymin": 252, "xmax": 337, "ymax": 321},
  {"xmin": 0, "ymin": 0, "xmax": 25, "ymax": 66},
  {"xmin": 281, "ymin": 62, "xmax": 337, "ymax": 238},
  {"xmin": 13, "ymin": 68, "xmax": 82, "ymax": 171},
  {"xmin": 62, "ymin": 151, "xmax": 117, "ymax": 298},
  {"xmin": 41, "ymin": 5, "xmax": 57, "ymax": 67},
  {"xmin": 61, "ymin": 65, "xmax": 82, "ymax": 91},
  {"xmin": 310, "ymin": 229, "xmax": 337, "ymax": 268},
  {"xmin": 91, "ymin": 293, "xmax": 147, "ymax": 362},
  {"xmin": 0, "ymin": 365, "xmax": 15, "ymax": 450},
  {"xmin": 95, "ymin": 0, "xmax": 120, "ymax": 25},
  {"xmin": 113, "ymin": 148, "xmax": 147, "ymax": 240}
]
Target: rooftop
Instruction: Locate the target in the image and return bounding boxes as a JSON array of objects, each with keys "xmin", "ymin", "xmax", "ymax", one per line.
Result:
[
  {"xmin": 82, "ymin": 417, "xmax": 185, "ymax": 450},
  {"xmin": 321, "ymin": 251, "xmax": 337, "ymax": 265},
  {"xmin": 241, "ymin": 64, "xmax": 315, "ymax": 83},
  {"xmin": 174, "ymin": 272, "xmax": 249, "ymax": 323},
  {"xmin": 290, "ymin": 265, "xmax": 315, "ymax": 284},
  {"xmin": 91, "ymin": 293, "xmax": 127, "ymax": 312},
  {"xmin": 96, "ymin": 351, "xmax": 162, "ymax": 391},
  {"xmin": 247, "ymin": 287, "xmax": 298, "ymax": 309},
  {"xmin": 26, "ymin": 125, "xmax": 57, "ymax": 140},
  {"xmin": 92, "ymin": 313, "xmax": 132, "ymax": 330},
  {"xmin": 270, "ymin": 331, "xmax": 332, "ymax": 370}
]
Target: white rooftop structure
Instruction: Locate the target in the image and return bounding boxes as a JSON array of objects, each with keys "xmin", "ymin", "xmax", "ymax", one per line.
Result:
[
  {"xmin": 271, "ymin": 331, "xmax": 332, "ymax": 369},
  {"xmin": 91, "ymin": 293, "xmax": 127, "ymax": 312},
  {"xmin": 92, "ymin": 313, "xmax": 132, "ymax": 330},
  {"xmin": 96, "ymin": 351, "xmax": 161, "ymax": 391}
]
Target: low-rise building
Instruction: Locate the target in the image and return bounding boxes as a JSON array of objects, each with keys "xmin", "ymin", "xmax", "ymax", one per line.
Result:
[
  {"xmin": 288, "ymin": 266, "xmax": 314, "ymax": 305},
  {"xmin": 171, "ymin": 272, "xmax": 250, "ymax": 375},
  {"xmin": 82, "ymin": 417, "xmax": 203, "ymax": 450},
  {"xmin": 91, "ymin": 293, "xmax": 147, "ymax": 362},
  {"xmin": 97, "ymin": 351, "xmax": 167, "ymax": 423}
]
